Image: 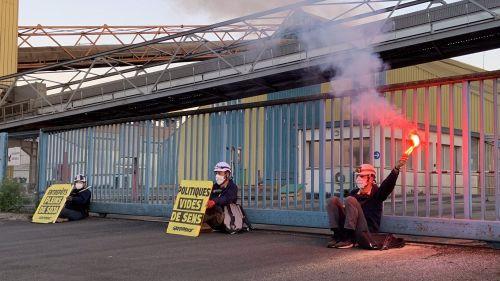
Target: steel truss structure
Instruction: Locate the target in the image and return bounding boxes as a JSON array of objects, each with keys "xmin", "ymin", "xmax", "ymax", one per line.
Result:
[{"xmin": 0, "ymin": 0, "xmax": 499, "ymax": 130}]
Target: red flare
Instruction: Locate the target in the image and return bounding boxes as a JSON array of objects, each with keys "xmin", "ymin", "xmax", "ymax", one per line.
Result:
[{"xmin": 404, "ymin": 131, "xmax": 420, "ymax": 156}]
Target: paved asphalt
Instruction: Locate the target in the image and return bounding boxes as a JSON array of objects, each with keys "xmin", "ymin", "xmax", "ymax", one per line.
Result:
[{"xmin": 0, "ymin": 217, "xmax": 498, "ymax": 281}]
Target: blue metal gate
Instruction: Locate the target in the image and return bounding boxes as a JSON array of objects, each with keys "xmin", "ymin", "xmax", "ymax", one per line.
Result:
[{"xmin": 36, "ymin": 74, "xmax": 500, "ymax": 241}]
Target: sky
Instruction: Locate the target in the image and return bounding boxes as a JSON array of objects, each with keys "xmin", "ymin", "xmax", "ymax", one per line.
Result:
[{"xmin": 18, "ymin": 0, "xmax": 499, "ymax": 71}]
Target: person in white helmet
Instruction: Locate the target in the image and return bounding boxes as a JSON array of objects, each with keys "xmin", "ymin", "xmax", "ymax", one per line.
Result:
[
  {"xmin": 326, "ymin": 155, "xmax": 408, "ymax": 248},
  {"xmin": 203, "ymin": 161, "xmax": 238, "ymax": 231},
  {"xmin": 57, "ymin": 174, "xmax": 92, "ymax": 222}
]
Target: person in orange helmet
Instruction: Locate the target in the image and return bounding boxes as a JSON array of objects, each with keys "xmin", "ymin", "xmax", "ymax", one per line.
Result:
[{"xmin": 326, "ymin": 155, "xmax": 408, "ymax": 248}]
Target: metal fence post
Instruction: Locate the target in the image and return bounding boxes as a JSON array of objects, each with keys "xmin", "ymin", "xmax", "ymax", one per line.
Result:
[
  {"xmin": 36, "ymin": 130, "xmax": 48, "ymax": 201},
  {"xmin": 0, "ymin": 132, "xmax": 8, "ymax": 182}
]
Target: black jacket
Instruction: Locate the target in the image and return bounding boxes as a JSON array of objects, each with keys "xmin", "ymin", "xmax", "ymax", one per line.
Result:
[
  {"xmin": 65, "ymin": 187, "xmax": 92, "ymax": 216},
  {"xmin": 210, "ymin": 179, "xmax": 238, "ymax": 207},
  {"xmin": 350, "ymin": 169, "xmax": 400, "ymax": 233}
]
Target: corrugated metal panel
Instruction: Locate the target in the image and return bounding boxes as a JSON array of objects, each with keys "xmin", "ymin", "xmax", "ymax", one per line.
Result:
[
  {"xmin": 268, "ymin": 85, "xmax": 320, "ymax": 100},
  {"xmin": 0, "ymin": 0, "xmax": 18, "ymax": 83}
]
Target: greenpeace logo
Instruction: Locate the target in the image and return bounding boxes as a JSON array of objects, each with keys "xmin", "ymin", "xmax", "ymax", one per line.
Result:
[{"xmin": 173, "ymin": 226, "xmax": 193, "ymax": 232}]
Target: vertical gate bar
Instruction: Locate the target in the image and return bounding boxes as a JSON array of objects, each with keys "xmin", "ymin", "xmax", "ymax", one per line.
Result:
[
  {"xmin": 70, "ymin": 129, "xmax": 76, "ymax": 180},
  {"xmin": 138, "ymin": 122, "xmax": 144, "ymax": 203},
  {"xmin": 135, "ymin": 123, "xmax": 140, "ymax": 203},
  {"xmin": 109, "ymin": 125, "xmax": 115, "ymax": 201},
  {"xmin": 168, "ymin": 119, "xmax": 173, "ymax": 203},
  {"xmin": 301, "ymin": 103, "xmax": 306, "ymax": 210},
  {"xmin": 157, "ymin": 120, "xmax": 162, "ymax": 203},
  {"xmin": 128, "ymin": 122, "xmax": 134, "ymax": 203},
  {"xmin": 110, "ymin": 124, "xmax": 118, "ymax": 201},
  {"xmin": 134, "ymin": 122, "xmax": 139, "ymax": 203},
  {"xmin": 175, "ymin": 117, "xmax": 182, "ymax": 202},
  {"xmin": 413, "ymin": 88, "xmax": 418, "ymax": 217},
  {"xmin": 86, "ymin": 128, "xmax": 94, "ymax": 194},
  {"xmin": 234, "ymin": 111, "xmax": 239, "ymax": 185},
  {"xmin": 170, "ymin": 118, "xmax": 176, "ymax": 203},
  {"xmin": 146, "ymin": 120, "xmax": 152, "ymax": 204},
  {"xmin": 311, "ymin": 102, "xmax": 316, "ymax": 210},
  {"xmin": 46, "ymin": 132, "xmax": 53, "ymax": 185},
  {"xmin": 190, "ymin": 116, "xmax": 194, "ymax": 180},
  {"xmin": 55, "ymin": 132, "xmax": 59, "ymax": 184},
  {"xmin": 270, "ymin": 107, "xmax": 275, "ymax": 209},
  {"xmin": 201, "ymin": 114, "xmax": 206, "ymax": 180},
  {"xmin": 240, "ymin": 110, "xmax": 244, "ymax": 193},
  {"xmin": 247, "ymin": 108, "xmax": 252, "ymax": 207},
  {"xmin": 319, "ymin": 99, "xmax": 326, "ymax": 211},
  {"xmin": 97, "ymin": 126, "xmax": 102, "ymax": 202},
  {"xmin": 120, "ymin": 123, "xmax": 126, "ymax": 202},
  {"xmin": 493, "ymin": 78, "xmax": 499, "ymax": 221},
  {"xmin": 340, "ymin": 98, "xmax": 345, "ymax": 200},
  {"xmin": 79, "ymin": 129, "xmax": 85, "ymax": 182},
  {"xmin": 479, "ymin": 80, "xmax": 486, "ymax": 220},
  {"xmin": 462, "ymin": 81, "xmax": 472, "ymax": 219},
  {"xmin": 227, "ymin": 112, "xmax": 232, "ymax": 178},
  {"xmin": 152, "ymin": 121, "xmax": 158, "ymax": 204},
  {"xmin": 37, "ymin": 130, "xmax": 48, "ymax": 198},
  {"xmin": 294, "ymin": 104, "xmax": 299, "ymax": 209},
  {"xmin": 143, "ymin": 121, "xmax": 147, "ymax": 203},
  {"xmin": 161, "ymin": 120, "xmax": 166, "ymax": 204},
  {"xmin": 120, "ymin": 122, "xmax": 128, "ymax": 203},
  {"xmin": 150, "ymin": 121, "xmax": 155, "ymax": 203},
  {"xmin": 286, "ymin": 104, "xmax": 291, "ymax": 209},
  {"xmin": 195, "ymin": 115, "xmax": 199, "ymax": 180},
  {"xmin": 102, "ymin": 125, "xmax": 108, "ymax": 201},
  {"xmin": 370, "ymin": 120, "xmax": 375, "ymax": 165},
  {"xmin": 389, "ymin": 92, "xmax": 395, "ymax": 214},
  {"xmin": 330, "ymin": 97, "xmax": 335, "ymax": 197},
  {"xmin": 58, "ymin": 131, "xmax": 63, "ymax": 184},
  {"xmin": 402, "ymin": 90, "xmax": 408, "ymax": 215},
  {"xmin": 255, "ymin": 108, "xmax": 260, "ymax": 208},
  {"xmin": 239, "ymin": 110, "xmax": 243, "ymax": 187},
  {"xmin": 183, "ymin": 117, "xmax": 188, "ymax": 182},
  {"xmin": 360, "ymin": 111, "xmax": 364, "ymax": 165},
  {"xmin": 133, "ymin": 121, "xmax": 137, "ymax": 203},
  {"xmin": 165, "ymin": 119, "xmax": 171, "ymax": 203},
  {"xmin": 93, "ymin": 127, "xmax": 99, "ymax": 201},
  {"xmin": 263, "ymin": 107, "xmax": 268, "ymax": 209},
  {"xmin": 76, "ymin": 129, "xmax": 81, "ymax": 179},
  {"xmin": 436, "ymin": 85, "xmax": 443, "ymax": 217},
  {"xmin": 449, "ymin": 84, "xmax": 456, "ymax": 218},
  {"xmin": 73, "ymin": 129, "xmax": 78, "ymax": 179},
  {"xmin": 278, "ymin": 105, "xmax": 283, "ymax": 209},
  {"xmin": 67, "ymin": 130, "xmax": 72, "ymax": 181},
  {"xmin": 425, "ymin": 87, "xmax": 431, "ymax": 217},
  {"xmin": 349, "ymin": 97, "xmax": 354, "ymax": 194},
  {"xmin": 104, "ymin": 125, "xmax": 110, "ymax": 201},
  {"xmin": 118, "ymin": 124, "xmax": 124, "ymax": 203},
  {"xmin": 235, "ymin": 109, "xmax": 242, "ymax": 203},
  {"xmin": 74, "ymin": 129, "xmax": 78, "ymax": 180}
]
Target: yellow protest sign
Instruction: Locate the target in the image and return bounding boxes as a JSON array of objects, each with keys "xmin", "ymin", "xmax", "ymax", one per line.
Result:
[
  {"xmin": 166, "ymin": 180, "xmax": 213, "ymax": 237},
  {"xmin": 32, "ymin": 184, "xmax": 73, "ymax": 223}
]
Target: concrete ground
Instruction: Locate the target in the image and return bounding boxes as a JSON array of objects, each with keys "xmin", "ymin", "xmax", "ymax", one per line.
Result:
[{"xmin": 0, "ymin": 217, "xmax": 498, "ymax": 281}]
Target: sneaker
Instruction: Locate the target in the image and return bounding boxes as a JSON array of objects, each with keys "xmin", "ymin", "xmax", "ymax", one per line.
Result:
[
  {"xmin": 200, "ymin": 223, "xmax": 213, "ymax": 233},
  {"xmin": 334, "ymin": 240, "xmax": 354, "ymax": 249},
  {"xmin": 327, "ymin": 238, "xmax": 340, "ymax": 248}
]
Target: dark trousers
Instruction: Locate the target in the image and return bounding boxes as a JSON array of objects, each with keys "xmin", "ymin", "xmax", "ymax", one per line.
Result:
[
  {"xmin": 59, "ymin": 208, "xmax": 87, "ymax": 221},
  {"xmin": 204, "ymin": 205, "xmax": 224, "ymax": 229},
  {"xmin": 326, "ymin": 196, "xmax": 373, "ymax": 248}
]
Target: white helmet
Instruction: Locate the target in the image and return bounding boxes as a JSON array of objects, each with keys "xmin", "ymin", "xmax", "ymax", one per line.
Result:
[
  {"xmin": 74, "ymin": 174, "xmax": 87, "ymax": 183},
  {"xmin": 213, "ymin": 162, "xmax": 231, "ymax": 174}
]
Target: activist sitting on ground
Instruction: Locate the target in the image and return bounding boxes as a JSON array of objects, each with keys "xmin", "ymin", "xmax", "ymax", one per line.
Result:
[
  {"xmin": 203, "ymin": 161, "xmax": 238, "ymax": 231},
  {"xmin": 326, "ymin": 155, "xmax": 408, "ymax": 249},
  {"xmin": 57, "ymin": 174, "xmax": 92, "ymax": 222}
]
